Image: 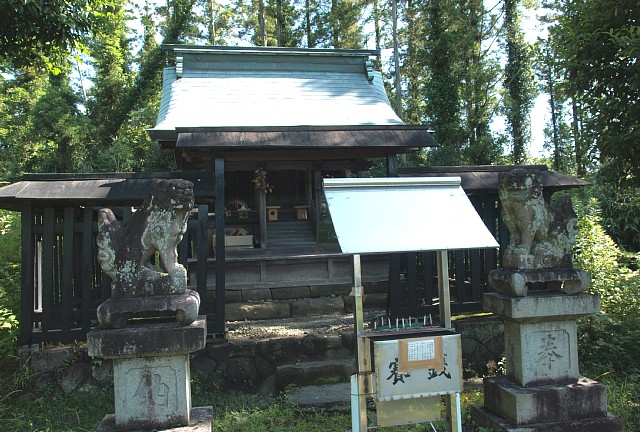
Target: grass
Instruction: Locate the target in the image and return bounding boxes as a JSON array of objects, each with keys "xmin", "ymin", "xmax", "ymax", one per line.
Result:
[{"xmin": 0, "ymin": 360, "xmax": 635, "ymax": 432}]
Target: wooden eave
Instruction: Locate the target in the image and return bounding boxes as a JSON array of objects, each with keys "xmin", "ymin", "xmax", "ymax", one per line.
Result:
[{"xmin": 398, "ymin": 165, "xmax": 590, "ymax": 194}]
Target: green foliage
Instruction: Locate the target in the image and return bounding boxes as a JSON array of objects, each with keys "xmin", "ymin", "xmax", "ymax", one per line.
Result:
[
  {"xmin": 0, "ymin": 210, "xmax": 20, "ymax": 364},
  {"xmin": 548, "ymin": 0, "xmax": 640, "ymax": 189},
  {"xmin": 595, "ymin": 186, "xmax": 640, "ymax": 252},
  {"xmin": 502, "ymin": 0, "xmax": 536, "ymax": 164},
  {"xmin": 0, "ymin": 309, "xmax": 18, "ymax": 363},
  {"xmin": 573, "ymin": 197, "xmax": 640, "ymax": 377},
  {"xmin": 0, "ymin": 0, "xmax": 93, "ymax": 72}
]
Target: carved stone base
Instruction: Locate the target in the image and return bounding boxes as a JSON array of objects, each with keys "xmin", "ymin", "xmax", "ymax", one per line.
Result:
[
  {"xmin": 97, "ymin": 290, "xmax": 200, "ymax": 328},
  {"xmin": 484, "ymin": 292, "xmax": 599, "ymax": 387},
  {"xmin": 96, "ymin": 406, "xmax": 213, "ymax": 432},
  {"xmin": 481, "ymin": 376, "xmax": 608, "ymax": 425},
  {"xmin": 88, "ymin": 317, "xmax": 207, "ymax": 431},
  {"xmin": 472, "ymin": 404, "xmax": 625, "ymax": 432},
  {"xmin": 489, "ymin": 268, "xmax": 590, "ymax": 297}
]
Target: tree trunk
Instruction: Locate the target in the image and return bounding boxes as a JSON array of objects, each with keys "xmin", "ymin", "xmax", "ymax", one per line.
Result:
[
  {"xmin": 276, "ymin": 0, "xmax": 283, "ymax": 46},
  {"xmin": 259, "ymin": 0, "xmax": 267, "ymax": 46},
  {"xmin": 572, "ymin": 96, "xmax": 585, "ymax": 177},
  {"xmin": 306, "ymin": 0, "xmax": 313, "ymax": 47}
]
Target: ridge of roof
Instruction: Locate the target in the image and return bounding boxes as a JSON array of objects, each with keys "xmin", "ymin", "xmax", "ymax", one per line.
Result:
[{"xmin": 162, "ymin": 44, "xmax": 380, "ymax": 58}]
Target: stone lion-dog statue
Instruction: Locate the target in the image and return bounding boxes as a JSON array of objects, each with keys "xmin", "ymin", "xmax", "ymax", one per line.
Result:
[
  {"xmin": 490, "ymin": 168, "xmax": 589, "ymax": 296},
  {"xmin": 96, "ymin": 179, "xmax": 199, "ymax": 328}
]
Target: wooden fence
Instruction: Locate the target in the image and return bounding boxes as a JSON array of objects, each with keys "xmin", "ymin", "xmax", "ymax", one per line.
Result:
[
  {"xmin": 387, "ymin": 194, "xmax": 506, "ymax": 319},
  {"xmin": 17, "ymin": 193, "xmax": 505, "ymax": 346}
]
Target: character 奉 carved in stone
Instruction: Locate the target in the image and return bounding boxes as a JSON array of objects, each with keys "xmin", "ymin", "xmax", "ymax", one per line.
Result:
[
  {"xmin": 490, "ymin": 168, "xmax": 589, "ymax": 297},
  {"xmin": 96, "ymin": 179, "xmax": 200, "ymax": 328}
]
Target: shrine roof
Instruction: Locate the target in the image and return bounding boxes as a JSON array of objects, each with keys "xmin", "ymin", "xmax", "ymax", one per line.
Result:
[
  {"xmin": 398, "ymin": 165, "xmax": 590, "ymax": 194},
  {"xmin": 148, "ymin": 45, "xmax": 436, "ymax": 151}
]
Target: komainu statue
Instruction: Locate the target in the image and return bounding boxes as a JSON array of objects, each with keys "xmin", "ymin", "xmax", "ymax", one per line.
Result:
[
  {"xmin": 499, "ymin": 168, "xmax": 577, "ymax": 270},
  {"xmin": 96, "ymin": 179, "xmax": 200, "ymax": 328},
  {"xmin": 490, "ymin": 168, "xmax": 589, "ymax": 297}
]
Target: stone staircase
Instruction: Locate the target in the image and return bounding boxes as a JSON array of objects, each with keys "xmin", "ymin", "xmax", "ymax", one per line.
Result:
[
  {"xmin": 266, "ymin": 220, "xmax": 316, "ymax": 248},
  {"xmin": 190, "ymin": 314, "xmax": 504, "ymax": 413}
]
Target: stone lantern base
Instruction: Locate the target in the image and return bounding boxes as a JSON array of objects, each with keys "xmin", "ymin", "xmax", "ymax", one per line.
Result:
[
  {"xmin": 88, "ymin": 316, "xmax": 211, "ymax": 432},
  {"xmin": 472, "ymin": 292, "xmax": 625, "ymax": 432}
]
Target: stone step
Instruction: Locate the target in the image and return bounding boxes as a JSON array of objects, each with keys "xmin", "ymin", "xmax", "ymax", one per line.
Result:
[
  {"xmin": 276, "ymin": 359, "xmax": 355, "ymax": 389},
  {"xmin": 286, "ymin": 382, "xmax": 351, "ymax": 412},
  {"xmin": 225, "ymin": 296, "xmax": 347, "ymax": 321}
]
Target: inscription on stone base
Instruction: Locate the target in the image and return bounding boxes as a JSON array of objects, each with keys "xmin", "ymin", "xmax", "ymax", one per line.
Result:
[{"xmin": 113, "ymin": 355, "xmax": 191, "ymax": 430}]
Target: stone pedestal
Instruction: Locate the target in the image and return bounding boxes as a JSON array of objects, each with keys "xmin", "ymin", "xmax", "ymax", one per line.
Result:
[
  {"xmin": 472, "ymin": 292, "xmax": 625, "ymax": 431},
  {"xmin": 88, "ymin": 317, "xmax": 212, "ymax": 432}
]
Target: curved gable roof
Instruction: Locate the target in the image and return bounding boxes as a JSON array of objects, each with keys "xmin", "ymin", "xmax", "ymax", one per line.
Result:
[{"xmin": 148, "ymin": 46, "xmax": 437, "ymax": 152}]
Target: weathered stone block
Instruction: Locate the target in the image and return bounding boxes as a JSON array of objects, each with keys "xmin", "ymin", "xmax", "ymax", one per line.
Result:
[
  {"xmin": 271, "ymin": 286, "xmax": 311, "ymax": 300},
  {"xmin": 87, "ymin": 317, "xmax": 206, "ymax": 359},
  {"xmin": 483, "ymin": 376, "xmax": 608, "ymax": 425},
  {"xmin": 96, "ymin": 291, "xmax": 200, "ymax": 329},
  {"xmin": 505, "ymin": 319, "xmax": 579, "ymax": 387},
  {"xmin": 308, "ymin": 284, "xmax": 350, "ymax": 297},
  {"xmin": 96, "ymin": 406, "xmax": 213, "ymax": 432},
  {"xmin": 489, "ymin": 268, "xmax": 590, "ymax": 297},
  {"xmin": 483, "ymin": 292, "xmax": 599, "ymax": 322},
  {"xmin": 242, "ymin": 288, "xmax": 272, "ymax": 302},
  {"xmin": 471, "ymin": 405, "xmax": 625, "ymax": 432},
  {"xmin": 113, "ymin": 354, "xmax": 192, "ymax": 430},
  {"xmin": 225, "ymin": 301, "xmax": 291, "ymax": 321},
  {"xmin": 291, "ymin": 297, "xmax": 345, "ymax": 317}
]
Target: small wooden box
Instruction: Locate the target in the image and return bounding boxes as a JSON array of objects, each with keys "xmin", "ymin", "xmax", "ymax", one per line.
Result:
[
  {"xmin": 266, "ymin": 206, "xmax": 281, "ymax": 221},
  {"xmin": 294, "ymin": 205, "xmax": 309, "ymax": 220},
  {"xmin": 212, "ymin": 235, "xmax": 254, "ymax": 249}
]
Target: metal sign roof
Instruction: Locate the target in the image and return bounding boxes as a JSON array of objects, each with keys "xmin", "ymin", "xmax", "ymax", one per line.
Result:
[{"xmin": 323, "ymin": 177, "xmax": 499, "ymax": 254}]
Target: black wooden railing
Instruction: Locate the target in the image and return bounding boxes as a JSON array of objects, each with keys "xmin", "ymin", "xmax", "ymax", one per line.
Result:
[
  {"xmin": 17, "ymin": 193, "xmax": 505, "ymax": 346},
  {"xmin": 18, "ymin": 204, "xmax": 220, "ymax": 346},
  {"xmin": 387, "ymin": 194, "xmax": 505, "ymax": 319}
]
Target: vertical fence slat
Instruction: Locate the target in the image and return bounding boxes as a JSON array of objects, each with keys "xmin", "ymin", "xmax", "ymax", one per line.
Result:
[
  {"xmin": 423, "ymin": 251, "xmax": 435, "ymax": 306},
  {"xmin": 406, "ymin": 252, "xmax": 418, "ymax": 308},
  {"xmin": 62, "ymin": 207, "xmax": 74, "ymax": 332},
  {"xmin": 387, "ymin": 254, "xmax": 402, "ymax": 317},
  {"xmin": 470, "ymin": 249, "xmax": 482, "ymax": 301},
  {"xmin": 41, "ymin": 208, "xmax": 55, "ymax": 334},
  {"xmin": 19, "ymin": 206, "xmax": 34, "ymax": 345},
  {"xmin": 82, "ymin": 207, "xmax": 93, "ymax": 332},
  {"xmin": 196, "ymin": 204, "xmax": 209, "ymax": 316},
  {"xmin": 454, "ymin": 250, "xmax": 465, "ymax": 304}
]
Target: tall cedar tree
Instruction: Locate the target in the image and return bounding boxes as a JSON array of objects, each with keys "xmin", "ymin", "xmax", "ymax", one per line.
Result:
[{"xmin": 503, "ymin": 0, "xmax": 535, "ymax": 164}]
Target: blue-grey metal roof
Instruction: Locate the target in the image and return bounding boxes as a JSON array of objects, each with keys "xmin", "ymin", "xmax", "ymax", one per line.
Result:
[{"xmin": 148, "ymin": 46, "xmax": 435, "ymax": 149}]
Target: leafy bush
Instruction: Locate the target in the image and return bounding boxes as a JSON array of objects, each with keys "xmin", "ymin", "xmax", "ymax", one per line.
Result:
[
  {"xmin": 0, "ymin": 210, "xmax": 21, "ymax": 364},
  {"xmin": 595, "ymin": 186, "xmax": 640, "ymax": 252},
  {"xmin": 0, "ymin": 308, "xmax": 18, "ymax": 363},
  {"xmin": 573, "ymin": 197, "xmax": 640, "ymax": 373}
]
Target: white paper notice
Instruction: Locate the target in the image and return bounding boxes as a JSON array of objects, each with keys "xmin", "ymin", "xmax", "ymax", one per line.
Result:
[{"xmin": 407, "ymin": 339, "xmax": 436, "ymax": 361}]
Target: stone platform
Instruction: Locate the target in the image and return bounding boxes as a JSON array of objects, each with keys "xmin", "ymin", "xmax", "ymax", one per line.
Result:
[
  {"xmin": 472, "ymin": 405, "xmax": 625, "ymax": 432},
  {"xmin": 96, "ymin": 407, "xmax": 212, "ymax": 432}
]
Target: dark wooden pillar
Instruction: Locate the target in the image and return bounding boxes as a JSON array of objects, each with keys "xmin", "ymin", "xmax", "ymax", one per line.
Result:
[
  {"xmin": 258, "ymin": 189, "xmax": 267, "ymax": 248},
  {"xmin": 213, "ymin": 156, "xmax": 226, "ymax": 337},
  {"xmin": 313, "ymin": 162, "xmax": 322, "ymax": 225}
]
